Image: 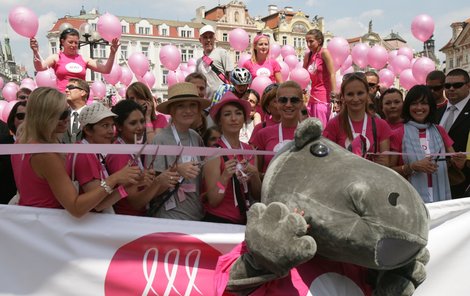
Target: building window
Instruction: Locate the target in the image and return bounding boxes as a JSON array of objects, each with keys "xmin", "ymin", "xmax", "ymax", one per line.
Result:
[
  {"xmin": 449, "ymin": 58, "xmax": 454, "ymax": 69},
  {"xmin": 141, "ymin": 43, "xmax": 149, "ymax": 57},
  {"xmin": 235, "ymin": 51, "xmax": 240, "ymax": 62},
  {"xmin": 120, "ymin": 45, "xmax": 128, "ymax": 59},
  {"xmin": 282, "ymin": 36, "xmax": 287, "ymax": 45},
  {"xmin": 138, "ymin": 27, "xmax": 144, "ymax": 34},
  {"xmin": 145, "ymin": 27, "xmax": 151, "ymax": 35},
  {"xmin": 180, "ymin": 30, "xmax": 192, "ymax": 38},
  {"xmin": 181, "ymin": 49, "xmax": 194, "ymax": 62},
  {"xmin": 99, "ymin": 44, "xmax": 106, "ymax": 58},
  {"xmin": 162, "ymin": 69, "xmax": 169, "ymax": 85},
  {"xmin": 51, "ymin": 42, "xmax": 57, "ymax": 54},
  {"xmin": 234, "ymin": 11, "xmax": 240, "ymax": 23},
  {"xmin": 223, "ymin": 33, "xmax": 228, "ymax": 42},
  {"xmin": 91, "ymin": 23, "xmax": 97, "ymax": 31},
  {"xmin": 122, "ymin": 26, "xmax": 127, "ymax": 33}
]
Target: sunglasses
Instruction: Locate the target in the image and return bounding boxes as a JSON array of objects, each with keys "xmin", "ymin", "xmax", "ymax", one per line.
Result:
[
  {"xmin": 427, "ymin": 85, "xmax": 444, "ymax": 92},
  {"xmin": 66, "ymin": 85, "xmax": 84, "ymax": 91},
  {"xmin": 59, "ymin": 109, "xmax": 71, "ymax": 120},
  {"xmin": 444, "ymin": 82, "xmax": 466, "ymax": 89},
  {"xmin": 278, "ymin": 96, "xmax": 302, "ymax": 105},
  {"xmin": 18, "ymin": 95, "xmax": 29, "ymax": 100},
  {"xmin": 15, "ymin": 113, "xmax": 25, "ymax": 120},
  {"xmin": 368, "ymin": 83, "xmax": 378, "ymax": 88}
]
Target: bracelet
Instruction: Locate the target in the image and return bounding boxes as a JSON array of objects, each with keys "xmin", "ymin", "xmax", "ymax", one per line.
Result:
[
  {"xmin": 146, "ymin": 123, "xmax": 153, "ymax": 128},
  {"xmin": 216, "ymin": 181, "xmax": 226, "ymax": 194},
  {"xmin": 117, "ymin": 185, "xmax": 128, "ymax": 199},
  {"xmin": 100, "ymin": 180, "xmax": 113, "ymax": 194}
]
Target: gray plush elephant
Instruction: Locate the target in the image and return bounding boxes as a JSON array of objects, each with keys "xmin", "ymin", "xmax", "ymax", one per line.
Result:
[{"xmin": 215, "ymin": 118, "xmax": 429, "ymax": 296}]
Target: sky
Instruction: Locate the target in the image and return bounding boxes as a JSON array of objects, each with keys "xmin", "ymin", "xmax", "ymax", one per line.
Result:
[{"xmin": 1, "ymin": 0, "xmax": 470, "ymax": 76}]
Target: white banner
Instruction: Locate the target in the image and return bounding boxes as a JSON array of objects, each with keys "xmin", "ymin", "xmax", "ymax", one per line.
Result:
[{"xmin": 0, "ymin": 198, "xmax": 470, "ymax": 296}]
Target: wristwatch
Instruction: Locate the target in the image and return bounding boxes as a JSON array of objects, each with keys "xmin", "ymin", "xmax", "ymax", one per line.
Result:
[{"xmin": 100, "ymin": 180, "xmax": 113, "ymax": 194}]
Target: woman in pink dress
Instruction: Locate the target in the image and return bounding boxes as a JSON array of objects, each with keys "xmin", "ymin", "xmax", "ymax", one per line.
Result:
[
  {"xmin": 303, "ymin": 29, "xmax": 336, "ymax": 128},
  {"xmin": 30, "ymin": 28, "xmax": 119, "ymax": 92},
  {"xmin": 243, "ymin": 34, "xmax": 283, "ymax": 83}
]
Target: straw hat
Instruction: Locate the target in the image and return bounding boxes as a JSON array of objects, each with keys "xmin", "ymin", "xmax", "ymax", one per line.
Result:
[
  {"xmin": 209, "ymin": 91, "xmax": 251, "ymax": 122},
  {"xmin": 156, "ymin": 82, "xmax": 211, "ymax": 114},
  {"xmin": 79, "ymin": 103, "xmax": 117, "ymax": 127}
]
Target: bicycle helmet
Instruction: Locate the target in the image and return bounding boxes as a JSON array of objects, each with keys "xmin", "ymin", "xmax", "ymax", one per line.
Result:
[{"xmin": 230, "ymin": 67, "xmax": 252, "ymax": 85}]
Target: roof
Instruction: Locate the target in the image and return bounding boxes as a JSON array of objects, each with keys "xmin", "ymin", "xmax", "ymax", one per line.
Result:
[
  {"xmin": 384, "ymin": 31, "xmax": 406, "ymax": 43},
  {"xmin": 440, "ymin": 18, "xmax": 470, "ymax": 52}
]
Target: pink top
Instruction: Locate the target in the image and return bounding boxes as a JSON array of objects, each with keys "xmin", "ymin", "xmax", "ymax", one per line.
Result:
[
  {"xmin": 214, "ymin": 242, "xmax": 372, "ymax": 296},
  {"xmin": 12, "ymin": 154, "xmax": 63, "ymax": 209},
  {"xmin": 54, "ymin": 52, "xmax": 88, "ymax": 92},
  {"xmin": 243, "ymin": 59, "xmax": 281, "ymax": 83},
  {"xmin": 306, "ymin": 49, "xmax": 331, "ymax": 104},
  {"xmin": 66, "ymin": 153, "xmax": 104, "ymax": 193},
  {"xmin": 106, "ymin": 151, "xmax": 146, "ymax": 216},
  {"xmin": 249, "ymin": 117, "xmax": 278, "ymax": 145},
  {"xmin": 386, "ymin": 121, "xmax": 404, "ymax": 131},
  {"xmin": 152, "ymin": 113, "xmax": 169, "ymax": 129},
  {"xmin": 251, "ymin": 123, "xmax": 296, "ymax": 173},
  {"xmin": 323, "ymin": 115, "xmax": 392, "ymax": 154},
  {"xmin": 204, "ymin": 140, "xmax": 255, "ymax": 224}
]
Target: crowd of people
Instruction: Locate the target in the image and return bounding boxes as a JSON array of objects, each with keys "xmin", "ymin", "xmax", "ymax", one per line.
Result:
[{"xmin": 1, "ymin": 24, "xmax": 469, "ymax": 223}]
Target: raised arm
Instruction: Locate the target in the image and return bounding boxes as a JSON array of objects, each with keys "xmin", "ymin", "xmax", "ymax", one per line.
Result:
[
  {"xmin": 30, "ymin": 38, "xmax": 58, "ymax": 71},
  {"xmin": 87, "ymin": 38, "xmax": 120, "ymax": 74}
]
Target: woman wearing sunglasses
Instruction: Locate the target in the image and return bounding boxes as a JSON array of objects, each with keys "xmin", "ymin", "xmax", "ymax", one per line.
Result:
[
  {"xmin": 203, "ymin": 92, "xmax": 261, "ymax": 224},
  {"xmin": 11, "ymin": 87, "xmax": 140, "ymax": 218},
  {"xmin": 243, "ymin": 33, "xmax": 283, "ymax": 83},
  {"xmin": 30, "ymin": 28, "xmax": 119, "ymax": 92},
  {"xmin": 390, "ymin": 85, "xmax": 466, "ymax": 203},
  {"xmin": 323, "ymin": 73, "xmax": 392, "ymax": 166},
  {"xmin": 105, "ymin": 100, "xmax": 178, "ymax": 216},
  {"xmin": 6, "ymin": 101, "xmax": 27, "ymax": 141},
  {"xmin": 251, "ymin": 81, "xmax": 303, "ymax": 175}
]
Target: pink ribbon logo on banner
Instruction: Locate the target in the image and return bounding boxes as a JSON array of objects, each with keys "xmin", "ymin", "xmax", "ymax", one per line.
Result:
[{"xmin": 105, "ymin": 232, "xmax": 222, "ymax": 295}]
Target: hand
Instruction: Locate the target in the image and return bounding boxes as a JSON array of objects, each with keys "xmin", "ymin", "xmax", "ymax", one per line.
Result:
[
  {"xmin": 238, "ymin": 159, "xmax": 259, "ymax": 181},
  {"xmin": 110, "ymin": 38, "xmax": 120, "ymax": 53},
  {"xmin": 221, "ymin": 158, "xmax": 238, "ymax": 181},
  {"xmin": 143, "ymin": 101, "xmax": 153, "ymax": 120},
  {"xmin": 30, "ymin": 38, "xmax": 39, "ymax": 52},
  {"xmin": 175, "ymin": 161, "xmax": 200, "ymax": 180},
  {"xmin": 156, "ymin": 170, "xmax": 180, "ymax": 189},
  {"xmin": 141, "ymin": 169, "xmax": 156, "ymax": 187},
  {"xmin": 451, "ymin": 152, "xmax": 467, "ymax": 170},
  {"xmin": 112, "ymin": 165, "xmax": 142, "ymax": 186},
  {"xmin": 410, "ymin": 157, "xmax": 438, "ymax": 174}
]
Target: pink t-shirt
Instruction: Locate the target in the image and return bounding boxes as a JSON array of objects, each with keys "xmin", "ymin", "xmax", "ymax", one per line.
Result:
[
  {"xmin": 251, "ymin": 123, "xmax": 296, "ymax": 173},
  {"xmin": 204, "ymin": 140, "xmax": 255, "ymax": 224},
  {"xmin": 12, "ymin": 154, "xmax": 63, "ymax": 209},
  {"xmin": 106, "ymin": 152, "xmax": 146, "ymax": 216},
  {"xmin": 243, "ymin": 59, "xmax": 281, "ymax": 83},
  {"xmin": 386, "ymin": 121, "xmax": 404, "ymax": 131},
  {"xmin": 306, "ymin": 49, "xmax": 331, "ymax": 104},
  {"xmin": 66, "ymin": 153, "xmax": 104, "ymax": 193},
  {"xmin": 249, "ymin": 117, "xmax": 279, "ymax": 145},
  {"xmin": 323, "ymin": 115, "xmax": 392, "ymax": 155},
  {"xmin": 214, "ymin": 242, "xmax": 372, "ymax": 296},
  {"xmin": 54, "ymin": 52, "xmax": 88, "ymax": 92}
]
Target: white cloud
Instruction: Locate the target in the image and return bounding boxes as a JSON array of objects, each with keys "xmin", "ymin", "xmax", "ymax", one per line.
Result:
[
  {"xmin": 305, "ymin": 0, "xmax": 320, "ymax": 7},
  {"xmin": 325, "ymin": 17, "xmax": 367, "ymax": 38},
  {"xmin": 359, "ymin": 9, "xmax": 384, "ymax": 20}
]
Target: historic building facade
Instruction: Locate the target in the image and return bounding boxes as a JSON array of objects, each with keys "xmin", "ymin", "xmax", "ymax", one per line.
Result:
[{"xmin": 440, "ymin": 18, "xmax": 470, "ymax": 73}]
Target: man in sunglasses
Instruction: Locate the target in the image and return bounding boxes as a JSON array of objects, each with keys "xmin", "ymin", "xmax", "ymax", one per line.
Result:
[
  {"xmin": 439, "ymin": 68, "xmax": 470, "ymax": 198},
  {"xmin": 15, "ymin": 88, "xmax": 31, "ymax": 101},
  {"xmin": 426, "ymin": 70, "xmax": 447, "ymax": 118},
  {"xmin": 61, "ymin": 78, "xmax": 90, "ymax": 143},
  {"xmin": 365, "ymin": 71, "xmax": 381, "ymax": 117}
]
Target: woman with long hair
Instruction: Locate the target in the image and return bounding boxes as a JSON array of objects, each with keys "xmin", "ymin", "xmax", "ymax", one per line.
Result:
[
  {"xmin": 12, "ymin": 87, "xmax": 140, "ymax": 217},
  {"xmin": 243, "ymin": 33, "xmax": 282, "ymax": 83},
  {"xmin": 323, "ymin": 73, "xmax": 392, "ymax": 166}
]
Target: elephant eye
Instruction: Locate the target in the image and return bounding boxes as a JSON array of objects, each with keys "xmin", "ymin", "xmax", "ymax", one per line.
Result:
[
  {"xmin": 310, "ymin": 143, "xmax": 329, "ymax": 157},
  {"xmin": 388, "ymin": 192, "xmax": 399, "ymax": 206}
]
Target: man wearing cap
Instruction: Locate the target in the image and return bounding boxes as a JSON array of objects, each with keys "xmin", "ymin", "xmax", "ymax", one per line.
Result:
[
  {"xmin": 196, "ymin": 24, "xmax": 234, "ymax": 102},
  {"xmin": 62, "ymin": 78, "xmax": 90, "ymax": 143},
  {"xmin": 147, "ymin": 82, "xmax": 211, "ymax": 221}
]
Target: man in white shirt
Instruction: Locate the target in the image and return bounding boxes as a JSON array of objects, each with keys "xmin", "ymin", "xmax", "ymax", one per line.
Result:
[{"xmin": 62, "ymin": 78, "xmax": 90, "ymax": 143}]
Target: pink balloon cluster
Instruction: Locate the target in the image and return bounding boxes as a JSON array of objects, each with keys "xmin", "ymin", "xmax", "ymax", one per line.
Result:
[{"xmin": 8, "ymin": 6, "xmax": 39, "ymax": 38}]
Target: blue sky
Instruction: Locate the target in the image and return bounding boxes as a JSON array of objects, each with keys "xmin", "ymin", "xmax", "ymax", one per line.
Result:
[{"xmin": 2, "ymin": 0, "xmax": 470, "ymax": 75}]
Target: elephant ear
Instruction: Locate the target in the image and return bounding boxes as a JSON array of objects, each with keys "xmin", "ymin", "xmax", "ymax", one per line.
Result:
[{"xmin": 294, "ymin": 118, "xmax": 323, "ymax": 149}]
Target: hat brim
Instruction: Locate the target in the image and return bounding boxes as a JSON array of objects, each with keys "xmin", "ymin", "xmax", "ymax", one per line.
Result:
[
  {"xmin": 209, "ymin": 98, "xmax": 252, "ymax": 122},
  {"xmin": 156, "ymin": 96, "xmax": 211, "ymax": 114}
]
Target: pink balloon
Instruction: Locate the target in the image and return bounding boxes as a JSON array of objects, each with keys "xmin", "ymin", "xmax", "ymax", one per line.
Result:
[
  {"xmin": 187, "ymin": 58, "xmax": 197, "ymax": 67},
  {"xmin": 289, "ymin": 68, "xmax": 311, "ymax": 89},
  {"xmin": 251, "ymin": 76, "xmax": 272, "ymax": 97},
  {"xmin": 279, "ymin": 61, "xmax": 290, "ymax": 82},
  {"xmin": 340, "ymin": 55, "xmax": 353, "ymax": 72},
  {"xmin": 103, "ymin": 63, "xmax": 122, "ymax": 85},
  {"xmin": 397, "ymin": 47, "xmax": 413, "ymax": 61},
  {"xmin": 159, "ymin": 45, "xmax": 181, "ymax": 71},
  {"xmin": 367, "ymin": 45, "xmax": 388, "ymax": 69},
  {"xmin": 284, "ymin": 55, "xmax": 299, "ymax": 70},
  {"xmin": 390, "ymin": 55, "xmax": 411, "ymax": 75},
  {"xmin": 351, "ymin": 43, "xmax": 370, "ymax": 69},
  {"xmin": 327, "ymin": 37, "xmax": 350, "ymax": 67},
  {"xmin": 128, "ymin": 52, "xmax": 149, "ymax": 77},
  {"xmin": 281, "ymin": 45, "xmax": 295, "ymax": 59},
  {"xmin": 2, "ymin": 85, "xmax": 17, "ymax": 102},
  {"xmin": 144, "ymin": 71, "xmax": 156, "ymax": 88},
  {"xmin": 20, "ymin": 81, "xmax": 37, "ymax": 91},
  {"xmin": 270, "ymin": 43, "xmax": 281, "ymax": 59},
  {"xmin": 0, "ymin": 101, "xmax": 7, "ymax": 120},
  {"xmin": 117, "ymin": 86, "xmax": 126, "ymax": 97},
  {"xmin": 2, "ymin": 100, "xmax": 19, "ymax": 122},
  {"xmin": 91, "ymin": 81, "xmax": 107, "ymax": 98},
  {"xmin": 8, "ymin": 6, "xmax": 39, "ymax": 38},
  {"xmin": 238, "ymin": 53, "xmax": 252, "ymax": 68},
  {"xmin": 4, "ymin": 82, "xmax": 19, "ymax": 92},
  {"xmin": 120, "ymin": 67, "xmax": 133, "ymax": 86},
  {"xmin": 35, "ymin": 69, "xmax": 57, "ymax": 88},
  {"xmin": 97, "ymin": 13, "xmax": 122, "ymax": 42},
  {"xmin": 335, "ymin": 75, "xmax": 343, "ymax": 93},
  {"xmin": 340, "ymin": 66, "xmax": 354, "ymax": 75},
  {"xmin": 176, "ymin": 69, "xmax": 185, "ymax": 82},
  {"xmin": 167, "ymin": 71, "xmax": 177, "ymax": 87},
  {"xmin": 388, "ymin": 50, "xmax": 398, "ymax": 62},
  {"xmin": 399, "ymin": 69, "xmax": 417, "ymax": 90},
  {"xmin": 229, "ymin": 28, "xmax": 249, "ymax": 51},
  {"xmin": 378, "ymin": 68, "xmax": 395, "ymax": 88},
  {"xmin": 412, "ymin": 57, "xmax": 435, "ymax": 84},
  {"xmin": 187, "ymin": 65, "xmax": 196, "ymax": 73},
  {"xmin": 0, "ymin": 77, "xmax": 4, "ymax": 90},
  {"xmin": 179, "ymin": 64, "xmax": 188, "ymax": 72},
  {"xmin": 411, "ymin": 14, "xmax": 435, "ymax": 42}
]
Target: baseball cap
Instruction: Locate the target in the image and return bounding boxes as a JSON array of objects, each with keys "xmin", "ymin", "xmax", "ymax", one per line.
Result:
[
  {"xmin": 79, "ymin": 102, "xmax": 117, "ymax": 127},
  {"xmin": 199, "ymin": 25, "xmax": 215, "ymax": 36}
]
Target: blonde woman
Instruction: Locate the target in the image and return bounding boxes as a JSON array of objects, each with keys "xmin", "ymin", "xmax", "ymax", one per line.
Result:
[{"xmin": 243, "ymin": 33, "xmax": 283, "ymax": 83}]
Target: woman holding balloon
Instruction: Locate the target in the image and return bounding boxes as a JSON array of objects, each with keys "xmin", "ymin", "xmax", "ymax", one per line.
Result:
[
  {"xmin": 30, "ymin": 28, "xmax": 120, "ymax": 92},
  {"xmin": 303, "ymin": 29, "xmax": 336, "ymax": 128},
  {"xmin": 243, "ymin": 34, "xmax": 283, "ymax": 84}
]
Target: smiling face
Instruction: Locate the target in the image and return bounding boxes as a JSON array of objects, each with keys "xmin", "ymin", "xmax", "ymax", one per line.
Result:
[
  {"xmin": 409, "ymin": 98, "xmax": 430, "ymax": 123},
  {"xmin": 255, "ymin": 37, "xmax": 270, "ymax": 59},
  {"xmin": 343, "ymin": 80, "xmax": 368, "ymax": 114},
  {"xmin": 277, "ymin": 87, "xmax": 302, "ymax": 123},
  {"xmin": 118, "ymin": 110, "xmax": 145, "ymax": 143},
  {"xmin": 84, "ymin": 117, "xmax": 115, "ymax": 144},
  {"xmin": 382, "ymin": 92, "xmax": 403, "ymax": 122}
]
